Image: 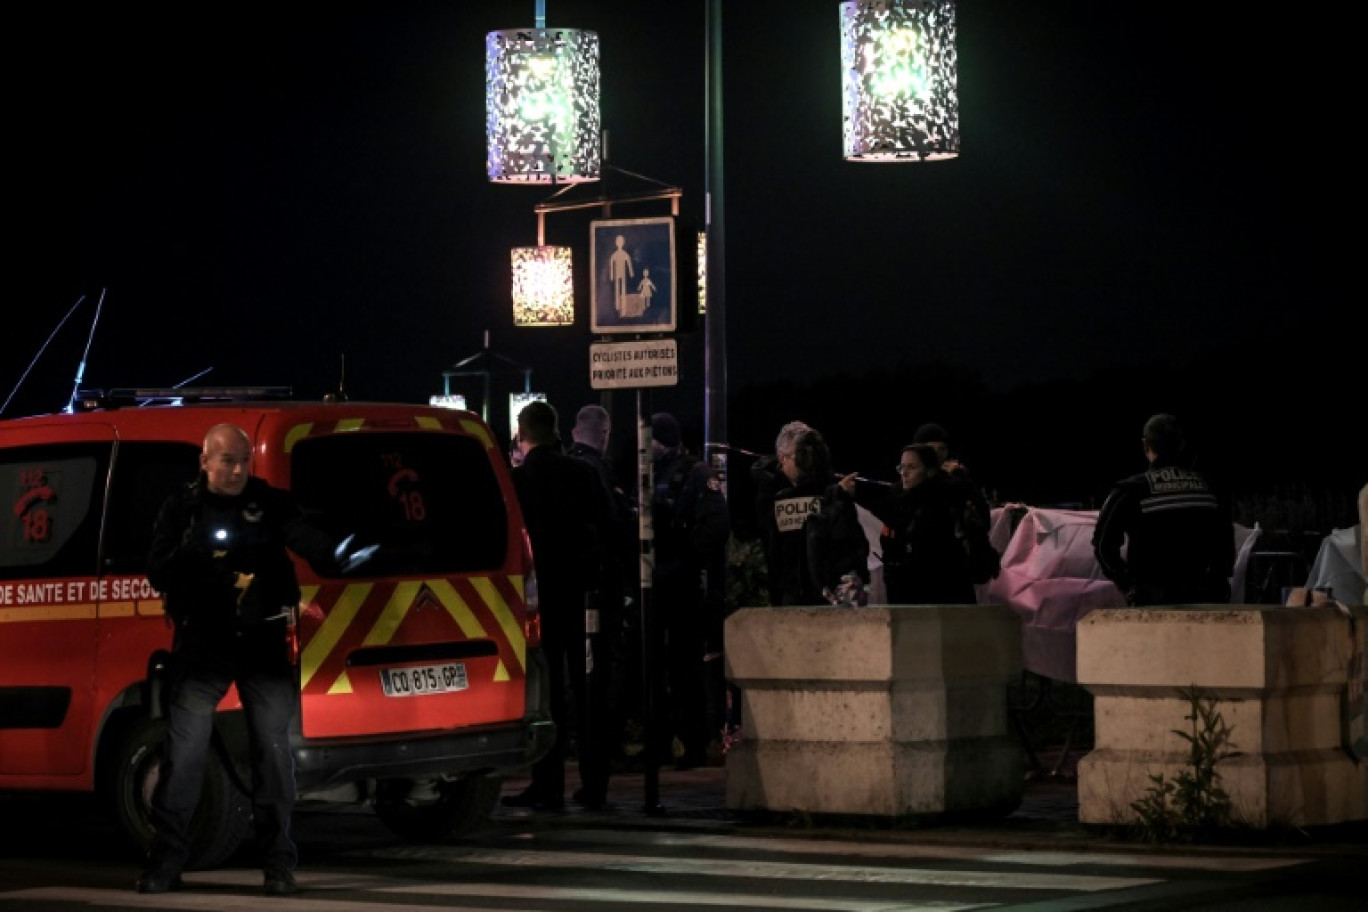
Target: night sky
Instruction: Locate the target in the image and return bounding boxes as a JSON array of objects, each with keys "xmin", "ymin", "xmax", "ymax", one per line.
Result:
[{"xmin": 8, "ymin": 3, "xmax": 1358, "ymax": 510}]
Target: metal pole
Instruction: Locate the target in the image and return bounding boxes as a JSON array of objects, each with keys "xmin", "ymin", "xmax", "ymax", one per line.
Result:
[
  {"xmin": 482, "ymin": 330, "xmax": 491, "ymax": 423},
  {"xmin": 703, "ymin": 0, "xmax": 727, "ymax": 493}
]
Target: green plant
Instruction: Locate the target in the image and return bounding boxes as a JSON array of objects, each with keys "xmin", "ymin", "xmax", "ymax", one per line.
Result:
[
  {"xmin": 725, "ymin": 535, "xmax": 770, "ymax": 610},
  {"xmin": 1130, "ymin": 685, "xmax": 1236, "ymax": 842}
]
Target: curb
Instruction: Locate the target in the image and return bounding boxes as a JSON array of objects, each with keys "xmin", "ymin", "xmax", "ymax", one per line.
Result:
[{"xmin": 495, "ymin": 764, "xmax": 1368, "ymax": 858}]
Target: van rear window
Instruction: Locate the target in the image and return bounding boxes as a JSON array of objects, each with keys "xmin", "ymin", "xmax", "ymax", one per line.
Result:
[
  {"xmin": 0, "ymin": 450, "xmax": 102, "ymax": 578},
  {"xmin": 290, "ymin": 432, "xmax": 509, "ymax": 575}
]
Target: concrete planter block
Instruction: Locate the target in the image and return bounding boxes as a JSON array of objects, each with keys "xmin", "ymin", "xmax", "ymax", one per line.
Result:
[
  {"xmin": 724, "ymin": 604, "xmax": 1023, "ymax": 819},
  {"xmin": 1076, "ymin": 605, "xmax": 1368, "ymax": 829},
  {"xmin": 725, "ymin": 737, "xmax": 1023, "ymax": 817}
]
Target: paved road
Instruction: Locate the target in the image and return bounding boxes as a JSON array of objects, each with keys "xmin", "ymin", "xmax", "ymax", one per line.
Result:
[{"xmin": 1, "ymin": 767, "xmax": 1362, "ymax": 911}]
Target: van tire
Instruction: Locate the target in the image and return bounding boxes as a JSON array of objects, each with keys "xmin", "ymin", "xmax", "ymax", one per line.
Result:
[
  {"xmin": 104, "ymin": 716, "xmax": 251, "ymax": 870},
  {"xmin": 374, "ymin": 774, "xmax": 503, "ymax": 841}
]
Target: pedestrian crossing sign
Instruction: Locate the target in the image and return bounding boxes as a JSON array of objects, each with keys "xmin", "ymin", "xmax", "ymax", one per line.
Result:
[{"xmin": 590, "ymin": 216, "xmax": 678, "ymax": 334}]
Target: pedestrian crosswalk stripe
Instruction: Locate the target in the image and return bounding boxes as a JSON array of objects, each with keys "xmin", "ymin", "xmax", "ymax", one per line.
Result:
[
  {"xmin": 537, "ymin": 829, "xmax": 1310, "ymax": 872},
  {"xmin": 0, "ymin": 886, "xmax": 495, "ymax": 912},
  {"xmin": 0, "ymin": 885, "xmax": 994, "ymax": 912},
  {"xmin": 362, "ymin": 845, "xmax": 1161, "ymax": 892},
  {"xmin": 383, "ymin": 882, "xmax": 994, "ymax": 910},
  {"xmin": 0, "ymin": 829, "xmax": 1321, "ymax": 912}
]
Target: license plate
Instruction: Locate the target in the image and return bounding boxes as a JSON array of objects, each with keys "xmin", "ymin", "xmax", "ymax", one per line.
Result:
[{"xmin": 379, "ymin": 662, "xmax": 468, "ymax": 697}]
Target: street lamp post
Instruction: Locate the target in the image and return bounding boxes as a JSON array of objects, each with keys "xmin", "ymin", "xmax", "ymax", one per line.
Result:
[{"xmin": 703, "ymin": 0, "xmax": 727, "ymax": 492}]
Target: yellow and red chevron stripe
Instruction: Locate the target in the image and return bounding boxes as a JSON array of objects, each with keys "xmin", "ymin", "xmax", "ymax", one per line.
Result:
[{"xmin": 295, "ymin": 575, "xmax": 529, "ymax": 739}]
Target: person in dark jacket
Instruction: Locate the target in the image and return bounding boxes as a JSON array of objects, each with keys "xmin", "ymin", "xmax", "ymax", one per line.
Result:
[
  {"xmin": 140, "ymin": 423, "xmax": 369, "ymax": 896},
  {"xmin": 752, "ymin": 421, "xmax": 820, "ymax": 606},
  {"xmin": 650, "ymin": 411, "xmax": 729, "ymax": 769},
  {"xmin": 564, "ymin": 403, "xmax": 635, "ymax": 805},
  {"xmin": 1093, "ymin": 413, "xmax": 1234, "ymax": 606},
  {"xmin": 845, "ymin": 443, "xmax": 976, "ymax": 605},
  {"xmin": 912, "ymin": 422, "xmax": 992, "ymax": 529},
  {"xmin": 506, "ymin": 400, "xmax": 612, "ymax": 810},
  {"xmin": 752, "ymin": 422, "xmax": 867, "ymax": 606}
]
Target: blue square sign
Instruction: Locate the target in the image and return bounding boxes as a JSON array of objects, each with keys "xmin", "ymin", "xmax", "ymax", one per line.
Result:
[{"xmin": 590, "ymin": 216, "xmax": 677, "ymax": 334}]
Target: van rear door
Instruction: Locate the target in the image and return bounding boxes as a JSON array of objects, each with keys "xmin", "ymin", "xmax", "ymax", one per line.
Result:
[
  {"xmin": 0, "ymin": 423, "xmax": 111, "ymax": 781},
  {"xmin": 282, "ymin": 418, "xmax": 530, "ymax": 740}
]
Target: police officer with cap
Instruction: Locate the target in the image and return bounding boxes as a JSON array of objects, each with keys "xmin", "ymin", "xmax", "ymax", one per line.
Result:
[{"xmin": 1093, "ymin": 413, "xmax": 1234, "ymax": 606}]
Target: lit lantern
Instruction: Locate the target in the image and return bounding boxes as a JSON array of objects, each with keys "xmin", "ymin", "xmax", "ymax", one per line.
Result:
[
  {"xmin": 428, "ymin": 394, "xmax": 468, "ymax": 410},
  {"xmin": 696, "ymin": 230, "xmax": 708, "ymax": 315},
  {"xmin": 840, "ymin": 0, "xmax": 959, "ymax": 162},
  {"xmin": 511, "ymin": 245, "xmax": 574, "ymax": 326},
  {"xmin": 486, "ymin": 5, "xmax": 600, "ymax": 184}
]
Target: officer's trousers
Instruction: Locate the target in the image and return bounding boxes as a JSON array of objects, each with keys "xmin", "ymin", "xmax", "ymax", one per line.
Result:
[{"xmin": 147, "ymin": 662, "xmax": 297, "ymax": 873}]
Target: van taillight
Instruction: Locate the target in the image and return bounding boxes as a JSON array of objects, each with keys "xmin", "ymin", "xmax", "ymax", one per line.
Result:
[{"xmin": 521, "ymin": 529, "xmax": 541, "ymax": 649}]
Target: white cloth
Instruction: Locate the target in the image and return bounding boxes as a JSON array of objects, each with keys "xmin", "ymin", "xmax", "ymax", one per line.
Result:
[
  {"xmin": 1231, "ymin": 522, "xmax": 1262, "ymax": 604},
  {"xmin": 1304, "ymin": 526, "xmax": 1366, "ymax": 605},
  {"xmin": 1360, "ymin": 483, "xmax": 1368, "ymax": 603},
  {"xmin": 858, "ymin": 504, "xmax": 887, "ymax": 605}
]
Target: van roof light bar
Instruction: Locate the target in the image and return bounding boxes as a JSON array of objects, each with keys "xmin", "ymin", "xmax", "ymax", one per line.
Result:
[{"xmin": 75, "ymin": 386, "xmax": 295, "ymax": 410}]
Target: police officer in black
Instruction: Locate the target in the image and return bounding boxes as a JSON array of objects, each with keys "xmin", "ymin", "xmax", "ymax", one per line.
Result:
[
  {"xmin": 564, "ymin": 403, "xmax": 635, "ymax": 807},
  {"xmin": 1093, "ymin": 413, "xmax": 1234, "ymax": 606},
  {"xmin": 140, "ymin": 423, "xmax": 370, "ymax": 895},
  {"xmin": 506, "ymin": 401, "xmax": 612, "ymax": 810},
  {"xmin": 751, "ymin": 421, "xmax": 844, "ymax": 606},
  {"xmin": 650, "ymin": 412, "xmax": 729, "ymax": 768}
]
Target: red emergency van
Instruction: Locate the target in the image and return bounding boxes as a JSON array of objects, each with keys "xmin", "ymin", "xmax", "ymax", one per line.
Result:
[{"xmin": 0, "ymin": 388, "xmax": 552, "ymax": 867}]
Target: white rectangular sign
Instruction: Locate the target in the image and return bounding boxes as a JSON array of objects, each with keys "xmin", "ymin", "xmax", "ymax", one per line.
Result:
[{"xmin": 589, "ymin": 339, "xmax": 679, "ymax": 389}]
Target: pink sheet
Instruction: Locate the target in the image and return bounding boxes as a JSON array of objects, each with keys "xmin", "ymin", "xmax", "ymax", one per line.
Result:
[{"xmin": 979, "ymin": 507, "xmax": 1126, "ymax": 682}]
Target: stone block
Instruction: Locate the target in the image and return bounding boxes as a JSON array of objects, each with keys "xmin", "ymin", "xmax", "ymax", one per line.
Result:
[
  {"xmin": 726, "ymin": 737, "xmax": 1022, "ymax": 817},
  {"xmin": 1077, "ymin": 605, "xmax": 1368, "ymax": 828},
  {"xmin": 725, "ymin": 604, "xmax": 1023, "ymax": 819}
]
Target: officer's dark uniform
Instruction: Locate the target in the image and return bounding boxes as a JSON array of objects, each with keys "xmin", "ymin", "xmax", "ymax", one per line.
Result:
[
  {"xmin": 511, "ymin": 441, "xmax": 610, "ymax": 807},
  {"xmin": 1093, "ymin": 461, "xmax": 1234, "ymax": 606},
  {"xmin": 651, "ymin": 429, "xmax": 729, "ymax": 767},
  {"xmin": 566, "ymin": 437, "xmax": 637, "ymax": 796},
  {"xmin": 144, "ymin": 475, "xmax": 340, "ymax": 883},
  {"xmin": 751, "ymin": 456, "xmax": 829, "ymax": 606}
]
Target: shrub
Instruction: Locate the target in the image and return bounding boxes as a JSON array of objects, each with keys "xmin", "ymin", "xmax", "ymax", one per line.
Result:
[{"xmin": 1131, "ymin": 686, "xmax": 1237, "ymax": 842}]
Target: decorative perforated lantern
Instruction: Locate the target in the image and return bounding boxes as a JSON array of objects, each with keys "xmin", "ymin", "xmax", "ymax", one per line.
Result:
[
  {"xmin": 696, "ymin": 230, "xmax": 708, "ymax": 315},
  {"xmin": 428, "ymin": 394, "xmax": 468, "ymax": 410},
  {"xmin": 486, "ymin": 13, "xmax": 600, "ymax": 184},
  {"xmin": 511, "ymin": 245, "xmax": 574, "ymax": 326},
  {"xmin": 840, "ymin": 0, "xmax": 959, "ymax": 162}
]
